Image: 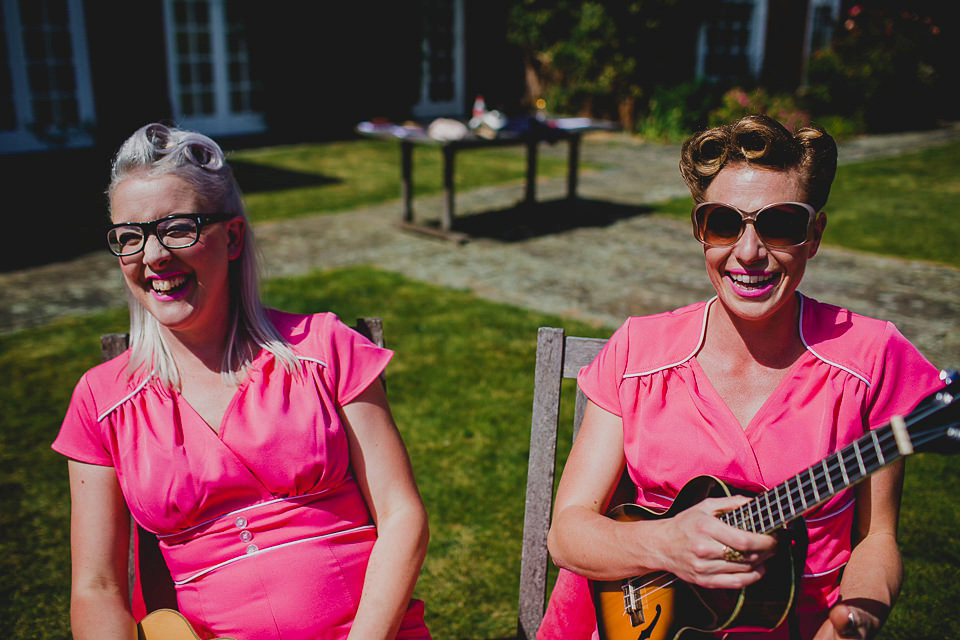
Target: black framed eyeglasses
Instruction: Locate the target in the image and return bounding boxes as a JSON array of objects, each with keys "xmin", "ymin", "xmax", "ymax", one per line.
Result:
[
  {"xmin": 106, "ymin": 212, "xmax": 236, "ymax": 257},
  {"xmin": 692, "ymin": 201, "xmax": 817, "ymax": 248}
]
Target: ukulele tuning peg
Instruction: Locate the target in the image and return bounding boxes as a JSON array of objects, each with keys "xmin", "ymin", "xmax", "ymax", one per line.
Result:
[{"xmin": 938, "ymin": 370, "xmax": 960, "ymax": 402}]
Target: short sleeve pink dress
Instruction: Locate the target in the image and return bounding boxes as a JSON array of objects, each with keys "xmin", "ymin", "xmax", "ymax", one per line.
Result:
[
  {"xmin": 53, "ymin": 311, "xmax": 431, "ymax": 640},
  {"xmin": 539, "ymin": 294, "xmax": 943, "ymax": 640}
]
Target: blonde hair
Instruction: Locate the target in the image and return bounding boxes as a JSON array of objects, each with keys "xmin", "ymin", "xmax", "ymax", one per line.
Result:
[
  {"xmin": 109, "ymin": 123, "xmax": 299, "ymax": 387},
  {"xmin": 679, "ymin": 114, "xmax": 838, "ymax": 210}
]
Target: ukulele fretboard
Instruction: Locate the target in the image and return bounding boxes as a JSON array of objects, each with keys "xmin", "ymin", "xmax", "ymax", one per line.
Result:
[{"xmin": 721, "ymin": 422, "xmax": 905, "ymax": 534}]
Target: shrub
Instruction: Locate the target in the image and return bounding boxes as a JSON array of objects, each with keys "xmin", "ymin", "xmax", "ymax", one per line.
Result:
[
  {"xmin": 635, "ymin": 82, "xmax": 716, "ymax": 142},
  {"xmin": 506, "ymin": 0, "xmax": 705, "ymax": 130},
  {"xmin": 709, "ymin": 87, "xmax": 811, "ymax": 132},
  {"xmin": 806, "ymin": 3, "xmax": 953, "ymax": 132}
]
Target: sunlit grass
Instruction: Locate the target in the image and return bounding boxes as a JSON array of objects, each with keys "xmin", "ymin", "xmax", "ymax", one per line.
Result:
[{"xmin": 4, "ymin": 265, "xmax": 958, "ymax": 638}]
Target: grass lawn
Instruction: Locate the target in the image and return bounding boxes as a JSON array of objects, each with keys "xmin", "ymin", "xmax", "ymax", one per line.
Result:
[
  {"xmin": 825, "ymin": 142, "xmax": 960, "ymax": 267},
  {"xmin": 651, "ymin": 141, "xmax": 960, "ymax": 269},
  {"xmin": 3, "ymin": 266, "xmax": 958, "ymax": 639},
  {"xmin": 4, "ymin": 137, "xmax": 960, "ymax": 638}
]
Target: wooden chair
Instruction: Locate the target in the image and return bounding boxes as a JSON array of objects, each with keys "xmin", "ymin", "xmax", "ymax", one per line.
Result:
[
  {"xmin": 517, "ymin": 327, "xmax": 608, "ymax": 640},
  {"xmin": 100, "ymin": 318, "xmax": 385, "ymax": 618}
]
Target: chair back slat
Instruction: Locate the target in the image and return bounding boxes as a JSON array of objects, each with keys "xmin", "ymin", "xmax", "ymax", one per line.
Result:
[
  {"xmin": 565, "ymin": 337, "xmax": 606, "ymax": 441},
  {"xmin": 517, "ymin": 328, "xmax": 607, "ymax": 639},
  {"xmin": 353, "ymin": 317, "xmax": 385, "ymax": 348},
  {"xmin": 100, "ymin": 333, "xmax": 129, "ymax": 361}
]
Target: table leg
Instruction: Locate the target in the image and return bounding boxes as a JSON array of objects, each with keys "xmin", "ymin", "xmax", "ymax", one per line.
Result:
[
  {"xmin": 525, "ymin": 139, "xmax": 538, "ymax": 204},
  {"xmin": 567, "ymin": 133, "xmax": 581, "ymax": 199},
  {"xmin": 401, "ymin": 141, "xmax": 414, "ymax": 223},
  {"xmin": 442, "ymin": 145, "xmax": 456, "ymax": 231}
]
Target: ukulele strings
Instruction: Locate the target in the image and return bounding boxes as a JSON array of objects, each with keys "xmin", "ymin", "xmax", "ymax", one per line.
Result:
[
  {"xmin": 723, "ymin": 421, "xmax": 911, "ymax": 534},
  {"xmin": 627, "ymin": 571, "xmax": 680, "ymax": 599},
  {"xmin": 724, "ymin": 390, "xmax": 954, "ymax": 534}
]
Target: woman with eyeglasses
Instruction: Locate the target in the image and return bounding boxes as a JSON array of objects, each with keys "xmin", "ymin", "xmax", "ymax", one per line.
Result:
[
  {"xmin": 52, "ymin": 124, "xmax": 431, "ymax": 639},
  {"xmin": 540, "ymin": 115, "xmax": 943, "ymax": 640}
]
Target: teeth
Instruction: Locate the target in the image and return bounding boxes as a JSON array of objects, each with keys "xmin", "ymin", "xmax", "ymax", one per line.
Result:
[
  {"xmin": 152, "ymin": 275, "xmax": 186, "ymax": 292},
  {"xmin": 729, "ymin": 273, "xmax": 774, "ymax": 285}
]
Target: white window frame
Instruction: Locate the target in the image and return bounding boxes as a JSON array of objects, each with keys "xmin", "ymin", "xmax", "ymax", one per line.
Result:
[
  {"xmin": 801, "ymin": 0, "xmax": 841, "ymax": 84},
  {"xmin": 412, "ymin": 0, "xmax": 465, "ymax": 119},
  {"xmin": 695, "ymin": 0, "xmax": 769, "ymax": 81},
  {"xmin": 162, "ymin": 0, "xmax": 265, "ymax": 136},
  {"xmin": 0, "ymin": 0, "xmax": 95, "ymax": 153}
]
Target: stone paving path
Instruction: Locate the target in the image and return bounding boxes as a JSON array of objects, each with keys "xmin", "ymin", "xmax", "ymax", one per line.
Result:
[{"xmin": 2, "ymin": 126, "xmax": 959, "ymax": 371}]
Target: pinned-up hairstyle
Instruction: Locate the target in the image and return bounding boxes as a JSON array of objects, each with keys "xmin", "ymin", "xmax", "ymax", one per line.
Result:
[
  {"xmin": 108, "ymin": 123, "xmax": 299, "ymax": 387},
  {"xmin": 679, "ymin": 114, "xmax": 838, "ymax": 211}
]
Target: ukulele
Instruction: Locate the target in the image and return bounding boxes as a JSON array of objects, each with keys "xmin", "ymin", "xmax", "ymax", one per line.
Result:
[
  {"xmin": 138, "ymin": 609, "xmax": 234, "ymax": 640},
  {"xmin": 594, "ymin": 370, "xmax": 960, "ymax": 640}
]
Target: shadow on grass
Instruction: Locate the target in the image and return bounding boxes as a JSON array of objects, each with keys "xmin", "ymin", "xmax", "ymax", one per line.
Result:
[
  {"xmin": 229, "ymin": 159, "xmax": 342, "ymax": 192},
  {"xmin": 416, "ymin": 197, "xmax": 654, "ymax": 243}
]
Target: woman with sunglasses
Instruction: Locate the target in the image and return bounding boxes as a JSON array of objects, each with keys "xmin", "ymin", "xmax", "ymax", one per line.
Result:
[
  {"xmin": 541, "ymin": 115, "xmax": 943, "ymax": 640},
  {"xmin": 52, "ymin": 124, "xmax": 431, "ymax": 639}
]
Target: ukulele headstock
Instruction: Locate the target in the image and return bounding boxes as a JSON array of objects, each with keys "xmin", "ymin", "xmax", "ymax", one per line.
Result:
[{"xmin": 907, "ymin": 370, "xmax": 960, "ymax": 455}]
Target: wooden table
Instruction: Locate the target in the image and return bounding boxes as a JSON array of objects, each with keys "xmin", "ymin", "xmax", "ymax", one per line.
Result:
[{"xmin": 357, "ymin": 118, "xmax": 616, "ymax": 239}]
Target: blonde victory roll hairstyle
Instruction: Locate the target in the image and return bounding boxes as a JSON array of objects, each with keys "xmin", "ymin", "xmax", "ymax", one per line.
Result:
[{"xmin": 108, "ymin": 123, "xmax": 299, "ymax": 387}]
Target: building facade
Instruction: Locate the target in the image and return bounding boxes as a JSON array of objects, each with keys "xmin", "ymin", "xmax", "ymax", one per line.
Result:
[{"xmin": 1, "ymin": 0, "xmax": 836, "ymax": 269}]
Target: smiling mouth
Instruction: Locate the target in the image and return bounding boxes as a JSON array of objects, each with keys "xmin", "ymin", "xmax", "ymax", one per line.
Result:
[
  {"xmin": 727, "ymin": 272, "xmax": 781, "ymax": 289},
  {"xmin": 151, "ymin": 275, "xmax": 188, "ymax": 295}
]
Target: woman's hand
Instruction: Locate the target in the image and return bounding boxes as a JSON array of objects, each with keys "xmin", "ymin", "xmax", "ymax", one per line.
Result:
[
  {"xmin": 651, "ymin": 495, "xmax": 777, "ymax": 590},
  {"xmin": 814, "ymin": 601, "xmax": 883, "ymax": 639}
]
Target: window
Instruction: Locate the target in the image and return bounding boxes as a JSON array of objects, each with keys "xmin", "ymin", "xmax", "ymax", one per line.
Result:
[
  {"xmin": 808, "ymin": 4, "xmax": 835, "ymax": 51},
  {"xmin": 0, "ymin": 0, "xmax": 94, "ymax": 153},
  {"xmin": 696, "ymin": 0, "xmax": 768, "ymax": 82},
  {"xmin": 163, "ymin": 0, "xmax": 263, "ymax": 135},
  {"xmin": 801, "ymin": 0, "xmax": 840, "ymax": 84},
  {"xmin": 806, "ymin": 0, "xmax": 841, "ymax": 54},
  {"xmin": 412, "ymin": 0, "xmax": 464, "ymax": 118}
]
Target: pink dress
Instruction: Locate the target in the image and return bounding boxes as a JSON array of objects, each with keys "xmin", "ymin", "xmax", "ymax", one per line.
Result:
[
  {"xmin": 540, "ymin": 294, "xmax": 943, "ymax": 640},
  {"xmin": 53, "ymin": 311, "xmax": 430, "ymax": 640}
]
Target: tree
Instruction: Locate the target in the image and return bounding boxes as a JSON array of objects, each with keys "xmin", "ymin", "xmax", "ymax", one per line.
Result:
[{"xmin": 506, "ymin": 0, "xmax": 703, "ymax": 130}]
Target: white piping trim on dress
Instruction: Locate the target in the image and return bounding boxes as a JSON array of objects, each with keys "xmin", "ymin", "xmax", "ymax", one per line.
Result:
[
  {"xmin": 623, "ymin": 297, "xmax": 715, "ymax": 379},
  {"xmin": 155, "ymin": 488, "xmax": 337, "ymax": 539},
  {"xmin": 797, "ymin": 295, "xmax": 872, "ymax": 388},
  {"xmin": 802, "ymin": 493, "xmax": 855, "ymax": 524},
  {"xmin": 802, "ymin": 563, "xmax": 845, "ymax": 579},
  {"xmin": 97, "ymin": 373, "xmax": 154, "ymax": 422},
  {"xmin": 620, "ymin": 296, "xmax": 873, "ymax": 387},
  {"xmin": 642, "ymin": 489, "xmax": 674, "ymax": 505},
  {"xmin": 171, "ymin": 523, "xmax": 377, "ymax": 585},
  {"xmin": 96, "ymin": 355, "xmax": 328, "ymax": 422}
]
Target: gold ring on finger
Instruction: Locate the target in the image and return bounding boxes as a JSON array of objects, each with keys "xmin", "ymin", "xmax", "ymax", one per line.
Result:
[{"xmin": 722, "ymin": 545, "xmax": 747, "ymax": 563}]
